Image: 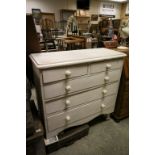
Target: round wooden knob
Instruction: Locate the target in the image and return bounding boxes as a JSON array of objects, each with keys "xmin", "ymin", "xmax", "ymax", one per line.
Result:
[
  {"xmin": 104, "ymin": 76, "xmax": 110, "ymax": 81},
  {"xmin": 102, "ymin": 89, "xmax": 107, "ymax": 95},
  {"xmin": 65, "ymin": 115, "xmax": 71, "ymax": 122},
  {"xmin": 65, "ymin": 99, "xmax": 71, "ymax": 106},
  {"xmin": 65, "ymin": 70, "xmax": 71, "ymax": 77},
  {"xmin": 65, "ymin": 85, "xmax": 71, "ymax": 91},
  {"xmin": 106, "ymin": 64, "xmax": 112, "ymax": 69},
  {"xmin": 101, "ymin": 104, "xmax": 106, "ymax": 109}
]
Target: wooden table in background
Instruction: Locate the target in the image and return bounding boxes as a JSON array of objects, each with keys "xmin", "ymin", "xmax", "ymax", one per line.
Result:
[{"xmin": 56, "ymin": 36, "xmax": 86, "ymax": 51}]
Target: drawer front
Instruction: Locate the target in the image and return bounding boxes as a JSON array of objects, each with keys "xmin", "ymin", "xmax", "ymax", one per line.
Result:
[
  {"xmin": 43, "ymin": 69, "xmax": 121, "ymax": 99},
  {"xmin": 47, "ymin": 95, "xmax": 117, "ymax": 132},
  {"xmin": 45, "ymin": 82, "xmax": 119, "ymax": 114},
  {"xmin": 90, "ymin": 59, "xmax": 123, "ymax": 74},
  {"xmin": 42, "ymin": 65, "xmax": 87, "ymax": 83}
]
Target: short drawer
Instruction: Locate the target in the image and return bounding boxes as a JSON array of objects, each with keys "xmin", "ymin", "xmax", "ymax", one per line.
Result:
[
  {"xmin": 90, "ymin": 59, "xmax": 123, "ymax": 74},
  {"xmin": 45, "ymin": 82, "xmax": 119, "ymax": 114},
  {"xmin": 47, "ymin": 95, "xmax": 117, "ymax": 132},
  {"xmin": 43, "ymin": 69, "xmax": 122, "ymax": 99},
  {"xmin": 42, "ymin": 65, "xmax": 87, "ymax": 83}
]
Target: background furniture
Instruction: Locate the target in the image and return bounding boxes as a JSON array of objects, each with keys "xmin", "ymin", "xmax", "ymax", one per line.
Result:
[
  {"xmin": 26, "ymin": 78, "xmax": 46, "ymax": 155},
  {"xmin": 40, "ymin": 12, "xmax": 57, "ymax": 52},
  {"xmin": 26, "ymin": 78, "xmax": 35, "ymax": 137},
  {"xmin": 26, "ymin": 14, "xmax": 41, "ymax": 84},
  {"xmin": 63, "ymin": 37, "xmax": 85, "ymax": 50},
  {"xmin": 112, "ymin": 48, "xmax": 129, "ymax": 121},
  {"xmin": 56, "ymin": 36, "xmax": 86, "ymax": 51},
  {"xmin": 60, "ymin": 10, "xmax": 92, "ymax": 35},
  {"xmin": 26, "ymin": 101, "xmax": 46, "ymax": 155},
  {"xmin": 98, "ymin": 18, "xmax": 121, "ymax": 47},
  {"xmin": 112, "ymin": 19, "xmax": 121, "ymax": 29},
  {"xmin": 99, "ymin": 19, "xmax": 120, "ymax": 35},
  {"xmin": 40, "ymin": 12, "xmax": 55, "ymax": 30},
  {"xmin": 30, "ymin": 48, "xmax": 126, "ymax": 144},
  {"xmin": 60, "ymin": 9, "xmax": 76, "ymax": 31},
  {"xmin": 103, "ymin": 40, "xmax": 118, "ymax": 48},
  {"xmin": 76, "ymin": 16, "xmax": 90, "ymax": 34}
]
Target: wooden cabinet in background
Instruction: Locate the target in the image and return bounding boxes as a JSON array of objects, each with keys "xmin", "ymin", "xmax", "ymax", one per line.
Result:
[
  {"xmin": 112, "ymin": 49, "xmax": 129, "ymax": 121},
  {"xmin": 26, "ymin": 14, "xmax": 41, "ymax": 83},
  {"xmin": 76, "ymin": 16, "xmax": 90, "ymax": 34}
]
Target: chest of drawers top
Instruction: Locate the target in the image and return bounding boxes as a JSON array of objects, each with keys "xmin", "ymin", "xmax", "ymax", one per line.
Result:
[{"xmin": 29, "ymin": 48, "xmax": 126, "ymax": 69}]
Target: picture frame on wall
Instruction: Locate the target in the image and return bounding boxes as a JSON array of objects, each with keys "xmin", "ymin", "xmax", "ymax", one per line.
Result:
[
  {"xmin": 91, "ymin": 14, "xmax": 98, "ymax": 21},
  {"xmin": 32, "ymin": 8, "xmax": 42, "ymax": 25},
  {"xmin": 112, "ymin": 19, "xmax": 121, "ymax": 29}
]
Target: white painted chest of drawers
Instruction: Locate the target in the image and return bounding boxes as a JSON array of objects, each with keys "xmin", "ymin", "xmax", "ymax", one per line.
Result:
[{"xmin": 30, "ymin": 48, "xmax": 126, "ymax": 142}]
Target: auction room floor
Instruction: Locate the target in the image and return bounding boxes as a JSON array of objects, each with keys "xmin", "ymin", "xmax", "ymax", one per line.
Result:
[{"xmin": 48, "ymin": 117, "xmax": 129, "ymax": 155}]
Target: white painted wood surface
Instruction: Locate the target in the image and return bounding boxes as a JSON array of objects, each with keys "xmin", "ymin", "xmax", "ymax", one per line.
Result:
[
  {"xmin": 29, "ymin": 48, "xmax": 126, "ymax": 69},
  {"xmin": 46, "ymin": 106, "xmax": 116, "ymax": 139},
  {"xmin": 42, "ymin": 64, "xmax": 88, "ymax": 83},
  {"xmin": 43, "ymin": 69, "xmax": 121, "ymax": 99},
  {"xmin": 45, "ymin": 82, "xmax": 119, "ymax": 114},
  {"xmin": 47, "ymin": 95, "xmax": 117, "ymax": 132},
  {"xmin": 30, "ymin": 48, "xmax": 126, "ymax": 140},
  {"xmin": 90, "ymin": 59, "xmax": 123, "ymax": 74}
]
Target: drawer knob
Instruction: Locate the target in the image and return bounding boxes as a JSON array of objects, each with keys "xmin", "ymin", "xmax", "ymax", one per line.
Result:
[
  {"xmin": 102, "ymin": 89, "xmax": 107, "ymax": 95},
  {"xmin": 104, "ymin": 76, "xmax": 110, "ymax": 81},
  {"xmin": 106, "ymin": 64, "xmax": 112, "ymax": 69},
  {"xmin": 101, "ymin": 104, "xmax": 106, "ymax": 109},
  {"xmin": 65, "ymin": 85, "xmax": 72, "ymax": 91},
  {"xmin": 65, "ymin": 70, "xmax": 71, "ymax": 77},
  {"xmin": 66, "ymin": 115, "xmax": 71, "ymax": 122},
  {"xmin": 65, "ymin": 99, "xmax": 71, "ymax": 106}
]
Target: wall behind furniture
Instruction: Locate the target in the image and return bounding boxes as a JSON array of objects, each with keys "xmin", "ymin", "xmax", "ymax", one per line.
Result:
[
  {"xmin": 120, "ymin": 2, "xmax": 129, "ymax": 19},
  {"xmin": 26, "ymin": 0, "xmax": 68, "ymax": 20},
  {"xmin": 26, "ymin": 0, "xmax": 122, "ymax": 21}
]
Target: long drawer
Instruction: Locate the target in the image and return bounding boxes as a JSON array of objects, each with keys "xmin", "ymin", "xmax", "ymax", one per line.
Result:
[
  {"xmin": 90, "ymin": 59, "xmax": 123, "ymax": 74},
  {"xmin": 43, "ymin": 69, "xmax": 121, "ymax": 100},
  {"xmin": 47, "ymin": 95, "xmax": 117, "ymax": 132},
  {"xmin": 45, "ymin": 82, "xmax": 119, "ymax": 114},
  {"xmin": 42, "ymin": 64, "xmax": 87, "ymax": 83}
]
